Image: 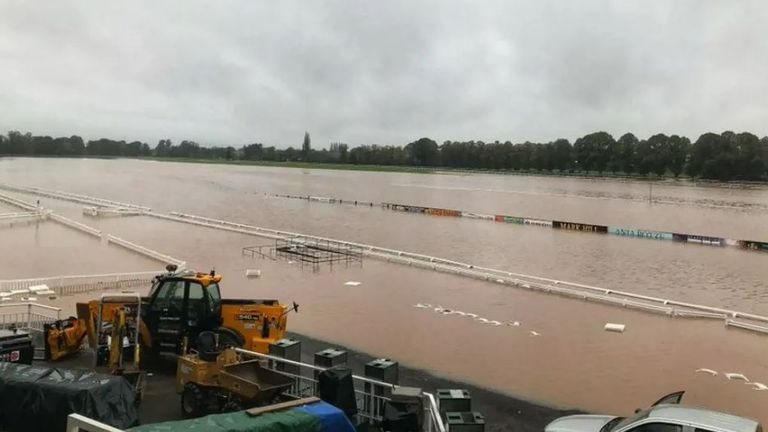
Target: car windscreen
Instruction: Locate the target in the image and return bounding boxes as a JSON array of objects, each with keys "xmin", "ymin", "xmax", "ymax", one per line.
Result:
[
  {"xmin": 613, "ymin": 409, "xmax": 652, "ymax": 432},
  {"xmin": 601, "ymin": 417, "xmax": 626, "ymax": 432}
]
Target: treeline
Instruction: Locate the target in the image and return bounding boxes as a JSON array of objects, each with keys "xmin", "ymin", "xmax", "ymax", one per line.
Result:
[{"xmin": 1, "ymin": 130, "xmax": 767, "ymax": 181}]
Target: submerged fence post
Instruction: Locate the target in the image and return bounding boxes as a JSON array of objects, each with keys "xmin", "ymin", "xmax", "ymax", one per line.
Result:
[{"xmin": 27, "ymin": 303, "xmax": 32, "ymax": 331}]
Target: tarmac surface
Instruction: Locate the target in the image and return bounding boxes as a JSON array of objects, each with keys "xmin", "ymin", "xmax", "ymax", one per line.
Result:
[{"xmin": 43, "ymin": 331, "xmax": 581, "ymax": 432}]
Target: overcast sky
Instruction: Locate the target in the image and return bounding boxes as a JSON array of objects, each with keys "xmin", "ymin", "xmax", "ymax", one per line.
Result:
[{"xmin": 0, "ymin": 1, "xmax": 766, "ymax": 148}]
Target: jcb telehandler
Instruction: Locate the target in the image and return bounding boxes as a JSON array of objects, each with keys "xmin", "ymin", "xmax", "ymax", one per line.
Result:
[{"xmin": 46, "ymin": 265, "xmax": 297, "ymax": 361}]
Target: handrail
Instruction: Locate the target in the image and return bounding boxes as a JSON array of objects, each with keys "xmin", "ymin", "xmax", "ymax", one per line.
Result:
[
  {"xmin": 0, "ymin": 302, "xmax": 62, "ymax": 312},
  {"xmin": 66, "ymin": 414, "xmax": 124, "ymax": 432},
  {"xmin": 235, "ymin": 347, "xmax": 447, "ymax": 432},
  {"xmin": 424, "ymin": 392, "xmax": 447, "ymax": 432},
  {"xmin": 234, "ymin": 348, "xmax": 396, "ymax": 388}
]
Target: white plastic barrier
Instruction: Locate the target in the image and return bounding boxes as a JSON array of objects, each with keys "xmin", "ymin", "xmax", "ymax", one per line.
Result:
[
  {"xmin": 48, "ymin": 213, "xmax": 102, "ymax": 237},
  {"xmin": 143, "ymin": 211, "xmax": 768, "ymax": 333},
  {"xmin": 106, "ymin": 234, "xmax": 185, "ymax": 265},
  {"xmin": 0, "ymin": 183, "xmax": 150, "ymax": 211},
  {"xmin": 0, "ymin": 271, "xmax": 159, "ymax": 297}
]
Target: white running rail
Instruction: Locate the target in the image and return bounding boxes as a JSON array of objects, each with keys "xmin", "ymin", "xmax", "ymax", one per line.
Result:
[
  {"xmin": 0, "ymin": 271, "xmax": 158, "ymax": 298},
  {"xmin": 0, "ymin": 182, "xmax": 150, "ymax": 211},
  {"xmin": 149, "ymin": 211, "xmax": 768, "ymax": 334},
  {"xmin": 0, "ymin": 211, "xmax": 43, "ymax": 221},
  {"xmin": 48, "ymin": 213, "xmax": 102, "ymax": 237},
  {"xmin": 106, "ymin": 234, "xmax": 186, "ymax": 266}
]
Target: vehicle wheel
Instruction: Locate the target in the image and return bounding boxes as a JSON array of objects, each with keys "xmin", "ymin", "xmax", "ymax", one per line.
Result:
[
  {"xmin": 212, "ymin": 330, "xmax": 240, "ymax": 349},
  {"xmin": 222, "ymin": 399, "xmax": 243, "ymax": 412},
  {"xmin": 181, "ymin": 383, "xmax": 206, "ymax": 418}
]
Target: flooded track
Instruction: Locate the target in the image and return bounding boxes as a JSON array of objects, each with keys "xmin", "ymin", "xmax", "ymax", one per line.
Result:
[{"xmin": 0, "ymin": 157, "xmax": 767, "ymax": 424}]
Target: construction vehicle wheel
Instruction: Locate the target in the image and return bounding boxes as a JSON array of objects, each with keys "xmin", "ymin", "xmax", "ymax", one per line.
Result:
[
  {"xmin": 181, "ymin": 383, "xmax": 206, "ymax": 418},
  {"xmin": 212, "ymin": 327, "xmax": 244, "ymax": 348}
]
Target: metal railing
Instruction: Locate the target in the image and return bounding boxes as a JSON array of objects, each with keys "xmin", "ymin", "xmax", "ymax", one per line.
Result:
[
  {"xmin": 0, "ymin": 302, "xmax": 61, "ymax": 333},
  {"xmin": 234, "ymin": 348, "xmax": 446, "ymax": 432},
  {"xmin": 64, "ymin": 347, "xmax": 447, "ymax": 432},
  {"xmin": 66, "ymin": 414, "xmax": 124, "ymax": 432}
]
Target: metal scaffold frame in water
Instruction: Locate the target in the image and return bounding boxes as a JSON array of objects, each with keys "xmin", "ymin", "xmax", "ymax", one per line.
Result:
[{"xmin": 243, "ymin": 236, "xmax": 363, "ymax": 272}]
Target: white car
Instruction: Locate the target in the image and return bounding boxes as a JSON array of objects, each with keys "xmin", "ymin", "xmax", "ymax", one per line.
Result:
[{"xmin": 546, "ymin": 392, "xmax": 762, "ymax": 432}]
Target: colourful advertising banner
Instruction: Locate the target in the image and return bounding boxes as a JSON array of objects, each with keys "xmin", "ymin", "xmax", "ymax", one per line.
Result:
[
  {"xmin": 424, "ymin": 207, "xmax": 462, "ymax": 217},
  {"xmin": 523, "ymin": 218, "xmax": 553, "ymax": 227},
  {"xmin": 737, "ymin": 240, "xmax": 768, "ymax": 251},
  {"xmin": 608, "ymin": 227, "xmax": 673, "ymax": 241},
  {"xmin": 552, "ymin": 221, "xmax": 608, "ymax": 233}
]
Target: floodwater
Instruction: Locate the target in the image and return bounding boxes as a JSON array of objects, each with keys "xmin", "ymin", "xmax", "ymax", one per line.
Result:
[{"xmin": 1, "ymin": 157, "xmax": 767, "ymax": 424}]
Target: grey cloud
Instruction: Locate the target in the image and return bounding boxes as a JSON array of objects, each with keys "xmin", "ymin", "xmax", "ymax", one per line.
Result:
[{"xmin": 0, "ymin": 0, "xmax": 766, "ymax": 148}]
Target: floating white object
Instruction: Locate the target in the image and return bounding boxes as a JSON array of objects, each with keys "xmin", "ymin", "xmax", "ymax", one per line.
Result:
[
  {"xmin": 453, "ymin": 311, "xmax": 466, "ymax": 316},
  {"xmin": 28, "ymin": 284, "xmax": 50, "ymax": 293},
  {"xmin": 0, "ymin": 292, "xmax": 11, "ymax": 298},
  {"xmin": 604, "ymin": 323, "xmax": 626, "ymax": 333},
  {"xmin": 725, "ymin": 373, "xmax": 749, "ymax": 382},
  {"xmin": 466, "ymin": 313, "xmax": 478, "ymax": 318},
  {"xmin": 495, "ymin": 279, "xmax": 504, "ymax": 284},
  {"xmin": 344, "ymin": 281, "xmax": 361, "ymax": 286},
  {"xmin": 529, "ymin": 330, "xmax": 541, "ymax": 336},
  {"xmin": 21, "ymin": 297, "xmax": 37, "ymax": 301},
  {"xmin": 506, "ymin": 321, "xmax": 521, "ymax": 327},
  {"xmin": 489, "ymin": 320, "xmax": 502, "ymax": 326},
  {"xmin": 476, "ymin": 317, "xmax": 489, "ymax": 323},
  {"xmin": 245, "ymin": 269, "xmax": 261, "ymax": 278},
  {"xmin": 37, "ymin": 289, "xmax": 55, "ymax": 295},
  {"xmin": 10, "ymin": 289, "xmax": 29, "ymax": 295},
  {"xmin": 413, "ymin": 303, "xmax": 429, "ymax": 308},
  {"xmin": 748, "ymin": 382, "xmax": 768, "ymax": 391},
  {"xmin": 695, "ymin": 368, "xmax": 718, "ymax": 376}
]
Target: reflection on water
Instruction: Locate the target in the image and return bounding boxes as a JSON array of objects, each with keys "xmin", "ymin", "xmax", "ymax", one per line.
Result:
[{"xmin": 0, "ymin": 158, "xmax": 767, "ymax": 424}]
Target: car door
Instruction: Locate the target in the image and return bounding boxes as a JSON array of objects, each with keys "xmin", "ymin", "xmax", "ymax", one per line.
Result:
[
  {"xmin": 651, "ymin": 391, "xmax": 685, "ymax": 407},
  {"xmin": 145, "ymin": 279, "xmax": 187, "ymax": 353}
]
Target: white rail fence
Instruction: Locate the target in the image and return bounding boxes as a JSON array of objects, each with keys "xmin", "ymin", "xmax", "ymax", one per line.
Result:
[
  {"xmin": 0, "ymin": 182, "xmax": 150, "ymax": 211},
  {"xmin": 0, "ymin": 211, "xmax": 44, "ymax": 222},
  {"xmin": 150, "ymin": 212, "xmax": 768, "ymax": 335},
  {"xmin": 4, "ymin": 182, "xmax": 766, "ymax": 336},
  {"xmin": 0, "ymin": 191, "xmax": 40, "ymax": 211},
  {"xmin": 0, "ymin": 271, "xmax": 158, "ymax": 299},
  {"xmin": 106, "ymin": 235, "xmax": 185, "ymax": 266},
  {"xmin": 48, "ymin": 213, "xmax": 102, "ymax": 237}
]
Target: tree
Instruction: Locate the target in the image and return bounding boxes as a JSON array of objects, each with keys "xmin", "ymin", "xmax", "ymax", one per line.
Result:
[
  {"xmin": 405, "ymin": 137, "xmax": 439, "ymax": 166},
  {"xmin": 687, "ymin": 133, "xmax": 721, "ymax": 178},
  {"xmin": 242, "ymin": 143, "xmax": 264, "ymax": 160},
  {"xmin": 302, "ymin": 132, "xmax": 311, "ymax": 161},
  {"xmin": 549, "ymin": 139, "xmax": 572, "ymax": 172},
  {"xmin": 646, "ymin": 133, "xmax": 671, "ymax": 177},
  {"xmin": 612, "ymin": 133, "xmax": 638, "ymax": 174},
  {"xmin": 155, "ymin": 139, "xmax": 172, "ymax": 157},
  {"xmin": 574, "ymin": 132, "xmax": 614, "ymax": 173},
  {"xmin": 667, "ymin": 135, "xmax": 691, "ymax": 177}
]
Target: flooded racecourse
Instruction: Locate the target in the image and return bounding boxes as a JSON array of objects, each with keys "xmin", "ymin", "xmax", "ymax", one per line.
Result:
[{"xmin": 1, "ymin": 157, "xmax": 767, "ymax": 424}]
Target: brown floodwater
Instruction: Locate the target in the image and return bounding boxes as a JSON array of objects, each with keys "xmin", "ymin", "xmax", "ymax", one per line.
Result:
[{"xmin": 0, "ymin": 157, "xmax": 766, "ymax": 424}]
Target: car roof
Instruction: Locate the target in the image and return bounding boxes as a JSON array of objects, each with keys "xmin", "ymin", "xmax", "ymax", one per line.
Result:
[{"xmin": 649, "ymin": 405, "xmax": 759, "ymax": 432}]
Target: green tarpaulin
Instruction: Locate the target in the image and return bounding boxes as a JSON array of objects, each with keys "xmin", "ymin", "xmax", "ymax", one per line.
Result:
[{"xmin": 129, "ymin": 401, "xmax": 355, "ymax": 432}]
